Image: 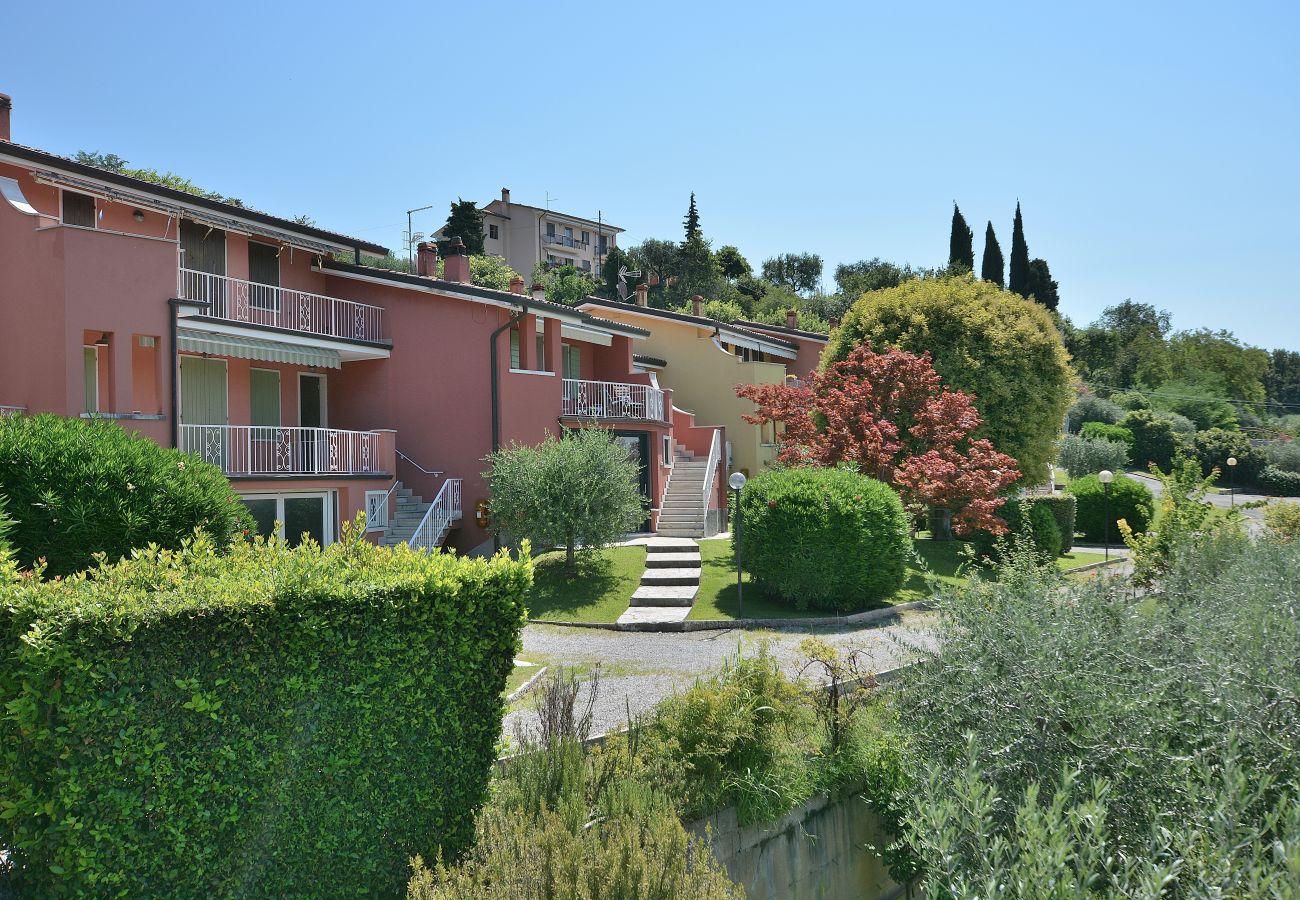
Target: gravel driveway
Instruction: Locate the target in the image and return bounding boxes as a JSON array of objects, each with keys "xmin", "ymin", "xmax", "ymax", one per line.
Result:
[{"xmin": 506, "ymin": 612, "xmax": 939, "ymax": 739}]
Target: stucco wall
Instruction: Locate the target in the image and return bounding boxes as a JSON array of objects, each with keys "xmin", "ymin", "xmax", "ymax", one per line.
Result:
[{"xmin": 689, "ymin": 786, "xmax": 900, "ymax": 900}]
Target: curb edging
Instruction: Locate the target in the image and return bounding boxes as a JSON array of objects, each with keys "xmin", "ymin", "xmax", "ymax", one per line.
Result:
[{"xmin": 530, "ymin": 599, "xmax": 933, "ymax": 633}]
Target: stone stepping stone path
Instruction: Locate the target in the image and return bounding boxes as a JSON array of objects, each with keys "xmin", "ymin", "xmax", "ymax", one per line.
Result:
[{"xmin": 617, "ymin": 537, "xmax": 700, "ymax": 626}]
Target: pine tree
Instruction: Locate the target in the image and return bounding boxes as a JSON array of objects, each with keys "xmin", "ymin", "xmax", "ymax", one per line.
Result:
[
  {"xmin": 980, "ymin": 221, "xmax": 1004, "ymax": 287},
  {"xmin": 441, "ymin": 198, "xmax": 485, "ymax": 256},
  {"xmin": 1025, "ymin": 258, "xmax": 1060, "ymax": 311},
  {"xmin": 948, "ymin": 204, "xmax": 974, "ymax": 272},
  {"xmin": 682, "ymin": 192, "xmax": 701, "ymax": 245},
  {"xmin": 1008, "ymin": 202, "xmax": 1031, "ymax": 297}
]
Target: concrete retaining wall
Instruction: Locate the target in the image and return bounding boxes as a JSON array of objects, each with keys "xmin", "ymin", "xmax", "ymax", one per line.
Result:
[{"xmin": 688, "ymin": 784, "xmax": 900, "ymax": 900}]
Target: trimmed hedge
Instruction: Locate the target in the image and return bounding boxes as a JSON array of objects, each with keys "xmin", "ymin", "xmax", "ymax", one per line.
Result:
[
  {"xmin": 1068, "ymin": 474, "xmax": 1155, "ymax": 543},
  {"xmin": 0, "ymin": 530, "xmax": 531, "ymax": 897},
  {"xmin": 971, "ymin": 497, "xmax": 1062, "ymax": 563},
  {"xmin": 1032, "ymin": 494, "xmax": 1078, "ymax": 554},
  {"xmin": 740, "ymin": 467, "xmax": 910, "ymax": 612},
  {"xmin": 0, "ymin": 413, "xmax": 251, "ymax": 576},
  {"xmin": 1260, "ymin": 466, "xmax": 1300, "ymax": 497},
  {"xmin": 1080, "ymin": 422, "xmax": 1134, "ymax": 446}
]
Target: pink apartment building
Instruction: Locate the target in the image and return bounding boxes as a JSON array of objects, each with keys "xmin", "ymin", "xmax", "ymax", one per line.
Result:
[{"xmin": 0, "ymin": 93, "xmax": 726, "ymax": 554}]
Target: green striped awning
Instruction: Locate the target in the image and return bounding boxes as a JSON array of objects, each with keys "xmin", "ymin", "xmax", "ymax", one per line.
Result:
[{"xmin": 176, "ymin": 329, "xmax": 342, "ymax": 369}]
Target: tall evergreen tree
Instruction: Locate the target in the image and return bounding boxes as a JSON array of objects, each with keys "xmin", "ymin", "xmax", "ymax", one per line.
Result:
[
  {"xmin": 1008, "ymin": 201, "xmax": 1031, "ymax": 297},
  {"xmin": 441, "ymin": 198, "xmax": 485, "ymax": 255},
  {"xmin": 980, "ymin": 221, "xmax": 1004, "ymax": 287},
  {"xmin": 1025, "ymin": 258, "xmax": 1059, "ymax": 311},
  {"xmin": 948, "ymin": 204, "xmax": 974, "ymax": 272},
  {"xmin": 682, "ymin": 192, "xmax": 701, "ymax": 245}
]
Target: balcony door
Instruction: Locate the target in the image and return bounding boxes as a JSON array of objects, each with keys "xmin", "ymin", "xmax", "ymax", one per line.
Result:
[
  {"xmin": 299, "ymin": 374, "xmax": 326, "ymax": 473},
  {"xmin": 179, "ymin": 356, "xmax": 228, "ymax": 469},
  {"xmin": 250, "ymin": 368, "xmax": 281, "ymax": 473},
  {"xmin": 180, "ymin": 220, "xmax": 227, "ymax": 312},
  {"xmin": 247, "ymin": 241, "xmax": 280, "ymax": 316},
  {"xmin": 613, "ymin": 430, "xmax": 651, "ymax": 533}
]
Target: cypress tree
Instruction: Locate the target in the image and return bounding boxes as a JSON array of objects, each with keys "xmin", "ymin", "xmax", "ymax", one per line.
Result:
[
  {"xmin": 682, "ymin": 192, "xmax": 701, "ymax": 245},
  {"xmin": 948, "ymin": 203, "xmax": 974, "ymax": 272},
  {"xmin": 1025, "ymin": 258, "xmax": 1060, "ymax": 311},
  {"xmin": 441, "ymin": 198, "xmax": 485, "ymax": 256},
  {"xmin": 1008, "ymin": 201, "xmax": 1031, "ymax": 297},
  {"xmin": 981, "ymin": 221, "xmax": 1004, "ymax": 287}
]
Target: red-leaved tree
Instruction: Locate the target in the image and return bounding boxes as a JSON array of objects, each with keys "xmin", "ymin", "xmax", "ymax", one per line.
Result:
[{"xmin": 737, "ymin": 346, "xmax": 1021, "ymax": 535}]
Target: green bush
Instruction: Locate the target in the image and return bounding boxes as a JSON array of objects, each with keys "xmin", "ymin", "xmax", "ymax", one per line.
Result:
[
  {"xmin": 971, "ymin": 497, "xmax": 1061, "ymax": 563},
  {"xmin": 739, "ymin": 467, "xmax": 911, "ymax": 612},
  {"xmin": 1120, "ymin": 409, "xmax": 1182, "ymax": 472},
  {"xmin": 1030, "ymin": 494, "xmax": 1077, "ymax": 554},
  {"xmin": 1066, "ymin": 394, "xmax": 1124, "ymax": 431},
  {"xmin": 1110, "ymin": 390, "xmax": 1151, "ymax": 411},
  {"xmin": 0, "ymin": 413, "xmax": 251, "ymax": 576},
  {"xmin": 1056, "ymin": 432, "xmax": 1129, "ymax": 479},
  {"xmin": 1264, "ymin": 501, "xmax": 1300, "ymax": 540},
  {"xmin": 0, "ymin": 528, "xmax": 530, "ymax": 897},
  {"xmin": 1263, "ymin": 441, "xmax": 1300, "ymax": 474},
  {"xmin": 1068, "ymin": 473, "xmax": 1155, "ymax": 543},
  {"xmin": 1080, "ymin": 421, "xmax": 1134, "ymax": 445},
  {"xmin": 1193, "ymin": 427, "xmax": 1263, "ymax": 484},
  {"xmin": 1260, "ymin": 465, "xmax": 1300, "ymax": 497}
]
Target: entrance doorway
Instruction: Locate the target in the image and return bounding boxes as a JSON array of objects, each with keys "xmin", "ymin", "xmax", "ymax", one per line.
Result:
[{"xmin": 614, "ymin": 430, "xmax": 651, "ymax": 532}]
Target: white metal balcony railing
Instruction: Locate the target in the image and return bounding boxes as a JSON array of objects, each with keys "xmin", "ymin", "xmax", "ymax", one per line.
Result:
[
  {"xmin": 702, "ymin": 427, "xmax": 722, "ymax": 509},
  {"xmin": 409, "ymin": 478, "xmax": 463, "ymax": 553},
  {"xmin": 0, "ymin": 405, "xmax": 25, "ymax": 415},
  {"xmin": 543, "ymin": 234, "xmax": 588, "ymax": 249},
  {"xmin": 179, "ymin": 424, "xmax": 382, "ymax": 476},
  {"xmin": 178, "ymin": 269, "xmax": 386, "ymax": 343},
  {"xmin": 562, "ymin": 379, "xmax": 666, "ymax": 422}
]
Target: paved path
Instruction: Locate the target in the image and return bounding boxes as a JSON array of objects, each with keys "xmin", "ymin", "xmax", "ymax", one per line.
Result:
[
  {"xmin": 507, "ymin": 612, "xmax": 939, "ymax": 740},
  {"xmin": 1126, "ymin": 470, "xmax": 1292, "ymax": 535},
  {"xmin": 618, "ymin": 537, "xmax": 700, "ymax": 625}
]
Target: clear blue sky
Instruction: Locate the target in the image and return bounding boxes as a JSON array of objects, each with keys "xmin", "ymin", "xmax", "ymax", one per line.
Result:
[{"xmin": 5, "ymin": 1, "xmax": 1298, "ymax": 348}]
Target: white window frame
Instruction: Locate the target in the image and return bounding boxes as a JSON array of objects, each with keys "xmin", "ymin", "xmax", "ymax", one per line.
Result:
[
  {"xmin": 241, "ymin": 491, "xmax": 336, "ymax": 545},
  {"xmin": 662, "ymin": 435, "xmax": 673, "ymax": 468}
]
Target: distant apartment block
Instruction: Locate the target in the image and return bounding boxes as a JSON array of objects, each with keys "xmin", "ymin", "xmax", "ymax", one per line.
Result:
[{"xmin": 436, "ymin": 189, "xmax": 623, "ymax": 277}]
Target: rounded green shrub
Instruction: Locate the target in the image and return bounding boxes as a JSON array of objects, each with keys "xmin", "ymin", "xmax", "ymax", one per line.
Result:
[
  {"xmin": 1031, "ymin": 494, "xmax": 1078, "ymax": 553},
  {"xmin": 1193, "ymin": 428, "xmax": 1263, "ymax": 485},
  {"xmin": 0, "ymin": 413, "xmax": 252, "ymax": 576},
  {"xmin": 740, "ymin": 467, "xmax": 910, "ymax": 612},
  {"xmin": 1068, "ymin": 474, "xmax": 1155, "ymax": 543},
  {"xmin": 1026, "ymin": 502, "xmax": 1063, "ymax": 560},
  {"xmin": 1260, "ymin": 466, "xmax": 1300, "ymax": 497},
  {"xmin": 971, "ymin": 497, "xmax": 1063, "ymax": 563},
  {"xmin": 1080, "ymin": 422, "xmax": 1134, "ymax": 446},
  {"xmin": 1120, "ymin": 410, "xmax": 1182, "ymax": 472},
  {"xmin": 1067, "ymin": 394, "xmax": 1124, "ymax": 431}
]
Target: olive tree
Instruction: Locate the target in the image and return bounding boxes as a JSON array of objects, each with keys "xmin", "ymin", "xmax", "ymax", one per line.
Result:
[{"xmin": 484, "ymin": 428, "xmax": 645, "ymax": 568}]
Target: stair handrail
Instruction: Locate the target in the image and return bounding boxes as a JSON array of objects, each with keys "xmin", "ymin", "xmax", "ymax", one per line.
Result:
[
  {"xmin": 395, "ymin": 448, "xmax": 444, "ymax": 477},
  {"xmin": 370, "ymin": 480, "xmax": 402, "ymax": 531},
  {"xmin": 701, "ymin": 427, "xmax": 722, "ymax": 510},
  {"xmin": 408, "ymin": 478, "xmax": 463, "ymax": 553}
]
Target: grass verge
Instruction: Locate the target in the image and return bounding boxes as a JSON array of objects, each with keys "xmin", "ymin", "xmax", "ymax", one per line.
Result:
[{"xmin": 525, "ymin": 545, "xmax": 646, "ymax": 623}]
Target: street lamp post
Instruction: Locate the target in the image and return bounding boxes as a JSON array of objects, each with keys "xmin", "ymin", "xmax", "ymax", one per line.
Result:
[
  {"xmin": 1098, "ymin": 469, "xmax": 1114, "ymax": 561},
  {"xmin": 729, "ymin": 472, "xmax": 748, "ymax": 618},
  {"xmin": 1227, "ymin": 456, "xmax": 1238, "ymax": 508}
]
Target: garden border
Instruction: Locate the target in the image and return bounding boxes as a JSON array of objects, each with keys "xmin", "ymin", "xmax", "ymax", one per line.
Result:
[{"xmin": 529, "ymin": 599, "xmax": 933, "ymax": 633}]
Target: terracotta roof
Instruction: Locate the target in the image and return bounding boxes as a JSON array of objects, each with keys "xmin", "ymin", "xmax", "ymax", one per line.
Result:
[
  {"xmin": 320, "ymin": 259, "xmax": 649, "ymax": 337},
  {"xmin": 0, "ymin": 139, "xmax": 389, "ymax": 255},
  {"xmin": 579, "ymin": 297, "xmax": 800, "ymax": 351}
]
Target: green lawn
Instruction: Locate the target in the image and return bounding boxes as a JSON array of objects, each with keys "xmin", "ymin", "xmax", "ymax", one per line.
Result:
[
  {"xmin": 504, "ymin": 659, "xmax": 544, "ymax": 696},
  {"xmin": 688, "ymin": 537, "xmax": 974, "ymax": 621},
  {"xmin": 525, "ymin": 545, "xmax": 646, "ymax": 623},
  {"xmin": 1057, "ymin": 549, "xmax": 1108, "ymax": 570}
]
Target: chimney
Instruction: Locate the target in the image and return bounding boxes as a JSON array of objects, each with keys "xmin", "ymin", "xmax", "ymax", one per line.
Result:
[
  {"xmin": 415, "ymin": 241, "xmax": 438, "ymax": 277},
  {"xmin": 531, "ymin": 283, "xmax": 546, "ymax": 302},
  {"xmin": 501, "ymin": 187, "xmax": 511, "ymax": 205},
  {"xmin": 0, "ymin": 93, "xmax": 11, "ymax": 143},
  {"xmin": 634, "ymin": 283, "xmax": 648, "ymax": 307},
  {"xmin": 828, "ymin": 316, "xmax": 840, "ymax": 330},
  {"xmin": 786, "ymin": 309, "xmax": 798, "ymax": 328},
  {"xmin": 444, "ymin": 236, "xmax": 470, "ymax": 283},
  {"xmin": 509, "ymin": 275, "xmax": 525, "ymax": 295},
  {"xmin": 692, "ymin": 295, "xmax": 705, "ymax": 317}
]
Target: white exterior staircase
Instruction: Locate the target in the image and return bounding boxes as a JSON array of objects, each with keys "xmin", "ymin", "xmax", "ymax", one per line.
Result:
[
  {"xmin": 378, "ymin": 480, "xmax": 461, "ymax": 550},
  {"xmin": 656, "ymin": 448, "xmax": 713, "ymax": 538}
]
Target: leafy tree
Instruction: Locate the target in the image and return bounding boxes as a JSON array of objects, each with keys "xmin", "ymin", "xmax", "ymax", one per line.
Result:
[
  {"xmin": 484, "ymin": 428, "xmax": 645, "ymax": 568},
  {"xmin": 824, "ymin": 276, "xmax": 1075, "ymax": 482},
  {"xmin": 676, "ymin": 234, "xmax": 721, "ymax": 303},
  {"xmin": 76, "ymin": 150, "xmax": 245, "ymax": 207},
  {"xmin": 761, "ymin": 252, "xmax": 823, "ymax": 295},
  {"xmin": 1067, "ymin": 300, "xmax": 1173, "ymax": 389},
  {"xmin": 1193, "ymin": 427, "xmax": 1262, "ymax": 484},
  {"xmin": 442, "ymin": 198, "xmax": 486, "ymax": 256},
  {"xmin": 1066, "ymin": 393, "xmax": 1124, "ymax": 432},
  {"xmin": 833, "ymin": 258, "xmax": 921, "ymax": 298},
  {"xmin": 469, "ymin": 255, "xmax": 522, "ymax": 291},
  {"xmin": 714, "ymin": 245, "xmax": 751, "ymax": 280},
  {"xmin": 530, "ymin": 262, "xmax": 597, "ymax": 307},
  {"xmin": 682, "ymin": 192, "xmax": 701, "ymax": 243},
  {"xmin": 624, "ymin": 238, "xmax": 681, "ymax": 305},
  {"xmin": 948, "ymin": 204, "xmax": 974, "ymax": 273},
  {"xmin": 1007, "ymin": 202, "xmax": 1030, "ymax": 297},
  {"xmin": 1121, "ymin": 455, "xmax": 1236, "ymax": 584},
  {"xmin": 1056, "ymin": 433, "xmax": 1129, "ymax": 479},
  {"xmin": 980, "ymin": 221, "xmax": 1004, "ymax": 287},
  {"xmin": 1266, "ymin": 349, "xmax": 1300, "ymax": 407},
  {"xmin": 1150, "ymin": 374, "xmax": 1239, "ymax": 431},
  {"xmin": 700, "ymin": 298, "xmax": 746, "ymax": 322},
  {"xmin": 1168, "ymin": 328, "xmax": 1268, "ymax": 406},
  {"xmin": 597, "ymin": 244, "xmax": 631, "ymax": 299},
  {"xmin": 1120, "ymin": 408, "xmax": 1182, "ymax": 471},
  {"xmin": 736, "ymin": 345, "xmax": 1022, "ymax": 535},
  {"xmin": 1024, "ymin": 258, "xmax": 1059, "ymax": 311}
]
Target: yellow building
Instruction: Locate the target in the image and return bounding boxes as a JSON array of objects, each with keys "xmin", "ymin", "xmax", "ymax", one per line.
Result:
[{"xmin": 581, "ymin": 292, "xmax": 827, "ymax": 479}]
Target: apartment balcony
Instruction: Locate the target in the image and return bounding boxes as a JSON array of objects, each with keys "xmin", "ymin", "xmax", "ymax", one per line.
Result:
[
  {"xmin": 562, "ymin": 379, "xmax": 666, "ymax": 422},
  {"xmin": 178, "ymin": 268, "xmax": 386, "ymax": 344},
  {"xmin": 179, "ymin": 424, "xmax": 389, "ymax": 477},
  {"xmin": 543, "ymin": 234, "xmax": 590, "ymax": 250}
]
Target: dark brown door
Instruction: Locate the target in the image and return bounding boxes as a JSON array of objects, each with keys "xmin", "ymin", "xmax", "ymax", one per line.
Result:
[
  {"xmin": 180, "ymin": 220, "xmax": 227, "ymax": 311},
  {"xmin": 247, "ymin": 241, "xmax": 280, "ymax": 312}
]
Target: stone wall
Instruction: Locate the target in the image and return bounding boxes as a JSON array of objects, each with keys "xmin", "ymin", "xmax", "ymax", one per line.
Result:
[{"xmin": 688, "ymin": 785, "xmax": 901, "ymax": 900}]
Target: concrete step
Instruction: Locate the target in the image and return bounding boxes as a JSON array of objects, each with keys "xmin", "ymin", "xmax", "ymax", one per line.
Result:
[
  {"xmin": 630, "ymin": 584, "xmax": 698, "ymax": 606},
  {"xmin": 658, "ymin": 512, "xmax": 705, "ymax": 522},
  {"xmin": 645, "ymin": 540, "xmax": 698, "ymax": 553},
  {"xmin": 640, "ymin": 568, "xmax": 702, "ymax": 586},
  {"xmin": 617, "ymin": 606, "xmax": 691, "ymax": 625},
  {"xmin": 645, "ymin": 552, "xmax": 701, "ymax": 568}
]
